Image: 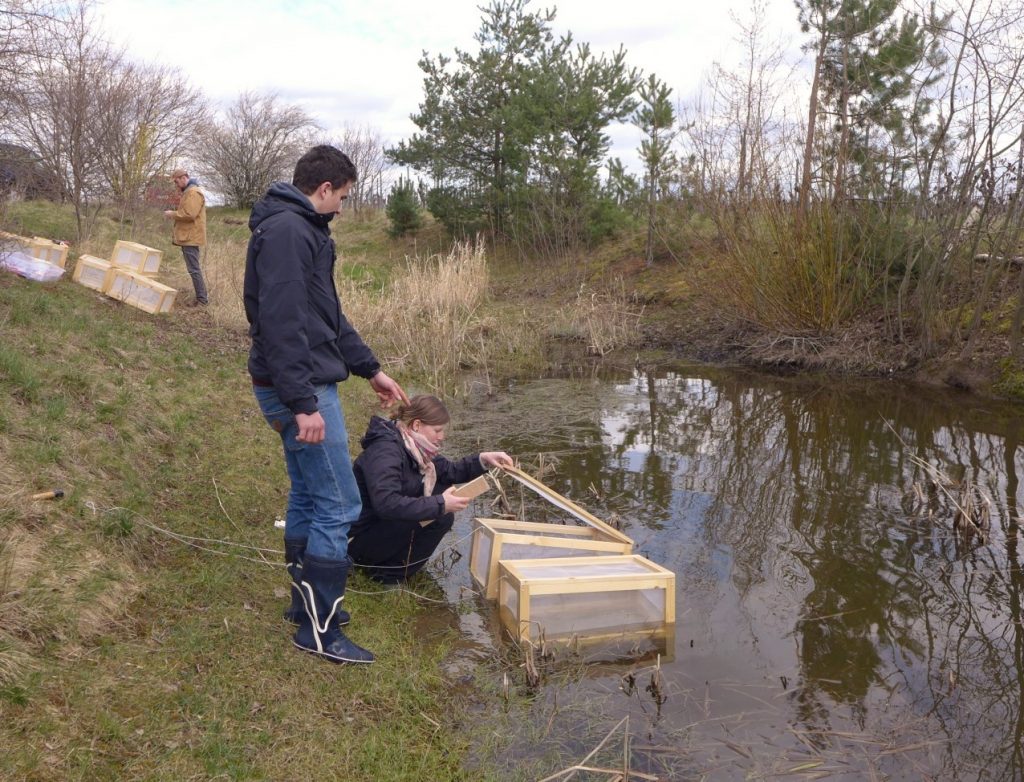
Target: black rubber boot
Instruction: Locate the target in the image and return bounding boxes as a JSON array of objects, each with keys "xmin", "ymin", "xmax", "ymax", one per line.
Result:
[
  {"xmin": 293, "ymin": 555, "xmax": 374, "ymax": 664},
  {"xmin": 284, "ymin": 539, "xmax": 349, "ymax": 626}
]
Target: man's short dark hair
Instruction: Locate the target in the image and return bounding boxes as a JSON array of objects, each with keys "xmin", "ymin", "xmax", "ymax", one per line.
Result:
[{"xmin": 292, "ymin": 145, "xmax": 358, "ymax": 194}]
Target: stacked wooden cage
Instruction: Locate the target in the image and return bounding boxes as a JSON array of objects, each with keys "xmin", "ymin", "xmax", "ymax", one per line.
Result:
[
  {"xmin": 472, "ymin": 466, "xmax": 675, "ymax": 646},
  {"xmin": 1, "ymin": 231, "xmax": 177, "ymax": 313},
  {"xmin": 71, "ymin": 240, "xmax": 175, "ymax": 314}
]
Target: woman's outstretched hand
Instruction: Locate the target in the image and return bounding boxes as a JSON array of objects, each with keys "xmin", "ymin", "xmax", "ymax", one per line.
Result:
[
  {"xmin": 441, "ymin": 486, "xmax": 471, "ymax": 514},
  {"xmin": 480, "ymin": 451, "xmax": 514, "ymax": 469}
]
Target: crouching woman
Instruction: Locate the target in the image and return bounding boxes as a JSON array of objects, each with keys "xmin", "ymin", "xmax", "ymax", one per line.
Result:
[{"xmin": 350, "ymin": 394, "xmax": 513, "ymax": 583}]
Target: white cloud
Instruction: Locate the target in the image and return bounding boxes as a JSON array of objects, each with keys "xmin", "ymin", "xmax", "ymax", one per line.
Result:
[{"xmin": 96, "ymin": 0, "xmax": 805, "ymax": 173}]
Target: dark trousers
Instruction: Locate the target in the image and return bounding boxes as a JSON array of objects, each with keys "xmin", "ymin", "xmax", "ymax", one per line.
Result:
[
  {"xmin": 349, "ymin": 513, "xmax": 454, "ymax": 583},
  {"xmin": 181, "ymin": 245, "xmax": 208, "ymax": 303}
]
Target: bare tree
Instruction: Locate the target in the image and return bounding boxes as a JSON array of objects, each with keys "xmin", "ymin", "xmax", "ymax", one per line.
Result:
[
  {"xmin": 198, "ymin": 91, "xmax": 318, "ymax": 209},
  {"xmin": 330, "ymin": 124, "xmax": 390, "ymax": 214},
  {"xmin": 0, "ymin": 1, "xmax": 71, "ymax": 212},
  {"xmin": 96, "ymin": 61, "xmax": 208, "ymax": 230},
  {"xmin": 716, "ymin": 1, "xmax": 795, "ymax": 203},
  {"xmin": 7, "ymin": 2, "xmax": 125, "ymax": 240},
  {"xmin": 680, "ymin": 0, "xmax": 799, "ymax": 215},
  {"xmin": 0, "ymin": 1, "xmax": 60, "ymax": 128},
  {"xmin": 898, "ymin": 0, "xmax": 1024, "ymax": 355}
]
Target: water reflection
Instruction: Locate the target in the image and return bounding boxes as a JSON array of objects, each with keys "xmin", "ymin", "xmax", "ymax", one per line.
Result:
[{"xmin": 445, "ymin": 364, "xmax": 1024, "ymax": 779}]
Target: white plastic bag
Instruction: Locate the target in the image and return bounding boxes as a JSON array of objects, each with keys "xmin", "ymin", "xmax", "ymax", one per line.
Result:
[{"xmin": 0, "ymin": 250, "xmax": 65, "ymax": 282}]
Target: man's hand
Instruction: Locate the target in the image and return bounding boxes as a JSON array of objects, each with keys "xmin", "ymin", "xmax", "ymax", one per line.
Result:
[
  {"xmin": 295, "ymin": 411, "xmax": 325, "ymax": 444},
  {"xmin": 369, "ymin": 371, "xmax": 409, "ymax": 409},
  {"xmin": 163, "ymin": 210, "xmax": 174, "ymax": 219},
  {"xmin": 480, "ymin": 451, "xmax": 514, "ymax": 469}
]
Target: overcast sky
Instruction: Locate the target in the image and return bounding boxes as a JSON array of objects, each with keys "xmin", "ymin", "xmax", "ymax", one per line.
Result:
[{"xmin": 96, "ymin": 0, "xmax": 806, "ymax": 173}]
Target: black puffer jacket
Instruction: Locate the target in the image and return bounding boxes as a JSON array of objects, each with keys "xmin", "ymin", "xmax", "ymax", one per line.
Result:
[
  {"xmin": 351, "ymin": 417, "xmax": 485, "ymax": 536},
  {"xmin": 244, "ymin": 182, "xmax": 379, "ymax": 414}
]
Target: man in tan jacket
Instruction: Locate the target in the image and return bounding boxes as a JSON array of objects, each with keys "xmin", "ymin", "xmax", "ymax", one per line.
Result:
[{"xmin": 165, "ymin": 168, "xmax": 208, "ymax": 305}]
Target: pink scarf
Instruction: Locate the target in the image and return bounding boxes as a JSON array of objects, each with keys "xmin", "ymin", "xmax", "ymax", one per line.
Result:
[{"xmin": 397, "ymin": 422, "xmax": 438, "ymax": 496}]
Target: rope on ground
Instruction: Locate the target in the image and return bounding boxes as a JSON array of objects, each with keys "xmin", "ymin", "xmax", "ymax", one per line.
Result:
[{"xmin": 84, "ymin": 502, "xmax": 478, "ymax": 605}]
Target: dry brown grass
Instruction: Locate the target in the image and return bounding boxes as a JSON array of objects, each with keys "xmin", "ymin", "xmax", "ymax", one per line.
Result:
[
  {"xmin": 342, "ymin": 240, "xmax": 488, "ymax": 386},
  {"xmin": 341, "ymin": 240, "xmax": 548, "ymax": 392},
  {"xmin": 199, "ymin": 239, "xmax": 249, "ymax": 329},
  {"xmin": 565, "ymin": 278, "xmax": 645, "ymax": 356},
  {"xmin": 178, "ymin": 220, "xmax": 639, "ymax": 394},
  {"xmin": 0, "ymin": 543, "xmax": 40, "ymax": 687}
]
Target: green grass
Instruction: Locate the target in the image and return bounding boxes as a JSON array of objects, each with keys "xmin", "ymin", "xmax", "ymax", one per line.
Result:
[
  {"xmin": 0, "ymin": 268, "xmax": 484, "ymax": 780},
  {"xmin": 2, "ymin": 199, "xmax": 81, "ymax": 243}
]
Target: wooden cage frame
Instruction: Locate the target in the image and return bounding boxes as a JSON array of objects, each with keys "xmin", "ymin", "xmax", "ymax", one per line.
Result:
[
  {"xmin": 111, "ymin": 240, "xmax": 163, "ymax": 276},
  {"xmin": 106, "ymin": 268, "xmax": 177, "ymax": 314},
  {"xmin": 470, "ymin": 517, "xmax": 633, "ymax": 599},
  {"xmin": 496, "ymin": 554, "xmax": 676, "ymax": 644},
  {"xmin": 72, "ymin": 254, "xmax": 115, "ymax": 292},
  {"xmin": 498, "ymin": 465, "xmax": 633, "ymax": 546},
  {"xmin": 29, "ymin": 236, "xmax": 68, "ymax": 268}
]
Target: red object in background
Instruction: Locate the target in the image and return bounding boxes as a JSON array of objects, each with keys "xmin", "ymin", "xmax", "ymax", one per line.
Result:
[{"xmin": 144, "ymin": 178, "xmax": 180, "ymax": 210}]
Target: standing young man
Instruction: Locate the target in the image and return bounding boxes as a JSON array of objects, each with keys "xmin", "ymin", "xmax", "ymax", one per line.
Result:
[
  {"xmin": 244, "ymin": 145, "xmax": 407, "ymax": 664},
  {"xmin": 165, "ymin": 168, "xmax": 208, "ymax": 306}
]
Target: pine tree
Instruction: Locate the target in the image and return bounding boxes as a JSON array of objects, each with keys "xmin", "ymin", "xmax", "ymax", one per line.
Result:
[
  {"xmin": 795, "ymin": 0, "xmax": 944, "ymax": 211},
  {"xmin": 387, "ymin": 0, "xmax": 556, "ymax": 235},
  {"xmin": 386, "ymin": 176, "xmax": 422, "ymax": 238},
  {"xmin": 388, "ymin": 0, "xmax": 637, "ymax": 249},
  {"xmin": 633, "ymin": 74, "xmax": 677, "ymax": 266}
]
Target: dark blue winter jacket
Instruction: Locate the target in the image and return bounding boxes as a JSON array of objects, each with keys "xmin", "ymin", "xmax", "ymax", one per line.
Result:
[
  {"xmin": 244, "ymin": 182, "xmax": 379, "ymax": 414},
  {"xmin": 350, "ymin": 416, "xmax": 485, "ymax": 536}
]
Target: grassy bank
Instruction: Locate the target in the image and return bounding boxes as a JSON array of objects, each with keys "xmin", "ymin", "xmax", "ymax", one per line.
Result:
[
  {"xmin": 0, "ymin": 270, "xmax": 488, "ymax": 779},
  {"xmin": 8, "ymin": 193, "xmax": 1018, "ymax": 778},
  {"xmin": 0, "ymin": 200, "xmax": 652, "ymax": 780}
]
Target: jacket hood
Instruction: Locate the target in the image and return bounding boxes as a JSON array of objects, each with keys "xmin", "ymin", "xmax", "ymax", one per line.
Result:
[
  {"xmin": 248, "ymin": 182, "xmax": 333, "ymax": 232},
  {"xmin": 360, "ymin": 416, "xmax": 400, "ymax": 450}
]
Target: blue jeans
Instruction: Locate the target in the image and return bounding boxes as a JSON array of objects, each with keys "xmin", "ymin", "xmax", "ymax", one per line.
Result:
[{"xmin": 253, "ymin": 382, "xmax": 360, "ymax": 561}]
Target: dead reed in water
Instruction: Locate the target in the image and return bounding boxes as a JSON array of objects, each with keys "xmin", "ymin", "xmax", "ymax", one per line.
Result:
[{"xmin": 884, "ymin": 419, "xmax": 993, "ymax": 542}]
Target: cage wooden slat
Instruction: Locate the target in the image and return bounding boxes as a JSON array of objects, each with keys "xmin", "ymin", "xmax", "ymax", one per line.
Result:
[
  {"xmin": 496, "ymin": 554, "xmax": 675, "ymax": 643},
  {"xmin": 499, "ymin": 466, "xmax": 634, "ymax": 546},
  {"xmin": 470, "ymin": 517, "xmax": 632, "ymax": 599}
]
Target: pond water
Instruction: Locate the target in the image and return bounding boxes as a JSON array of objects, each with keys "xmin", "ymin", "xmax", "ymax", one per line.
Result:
[{"xmin": 433, "ymin": 360, "xmax": 1024, "ymax": 780}]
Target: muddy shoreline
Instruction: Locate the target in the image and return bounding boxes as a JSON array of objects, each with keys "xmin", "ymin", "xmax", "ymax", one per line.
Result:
[{"xmin": 630, "ymin": 298, "xmax": 1014, "ymax": 400}]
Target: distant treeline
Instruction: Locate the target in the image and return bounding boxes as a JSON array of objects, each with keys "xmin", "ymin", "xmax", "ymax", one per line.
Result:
[{"xmin": 2, "ymin": 0, "xmax": 1023, "ymax": 361}]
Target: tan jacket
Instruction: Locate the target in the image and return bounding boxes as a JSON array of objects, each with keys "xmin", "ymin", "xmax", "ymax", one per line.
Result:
[{"xmin": 171, "ymin": 184, "xmax": 206, "ymax": 247}]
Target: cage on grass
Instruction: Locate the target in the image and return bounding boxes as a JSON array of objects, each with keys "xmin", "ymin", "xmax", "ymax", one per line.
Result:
[
  {"xmin": 29, "ymin": 236, "xmax": 68, "ymax": 268},
  {"xmin": 106, "ymin": 268, "xmax": 177, "ymax": 314},
  {"xmin": 73, "ymin": 255, "xmax": 115, "ymax": 292},
  {"xmin": 111, "ymin": 240, "xmax": 162, "ymax": 276},
  {"xmin": 0, "ymin": 231, "xmax": 68, "ymax": 268}
]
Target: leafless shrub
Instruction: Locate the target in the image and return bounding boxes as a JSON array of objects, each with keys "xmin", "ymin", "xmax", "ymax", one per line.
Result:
[
  {"xmin": 198, "ymin": 91, "xmax": 319, "ymax": 209},
  {"xmin": 328, "ymin": 124, "xmax": 391, "ymax": 214},
  {"xmin": 96, "ymin": 61, "xmax": 208, "ymax": 231}
]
